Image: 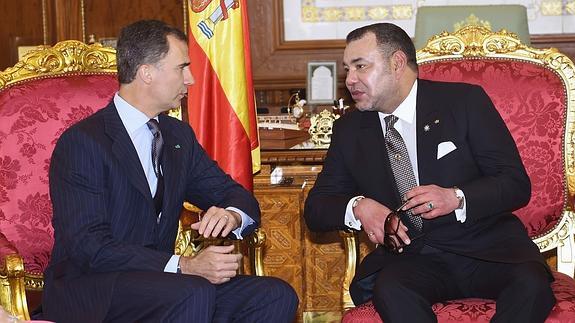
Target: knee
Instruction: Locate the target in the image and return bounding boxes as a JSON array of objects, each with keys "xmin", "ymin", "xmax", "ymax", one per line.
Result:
[
  {"xmin": 512, "ymin": 264, "xmax": 552, "ymax": 294},
  {"xmin": 178, "ymin": 275, "xmax": 216, "ymax": 305},
  {"xmin": 373, "ymin": 273, "xmax": 404, "ymax": 301},
  {"xmin": 510, "ymin": 264, "xmax": 555, "ymax": 305},
  {"xmin": 261, "ymin": 277, "xmax": 299, "ymax": 308}
]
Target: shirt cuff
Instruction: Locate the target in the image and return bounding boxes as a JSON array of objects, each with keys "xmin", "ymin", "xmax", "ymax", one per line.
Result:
[
  {"xmin": 164, "ymin": 255, "xmax": 180, "ymax": 273},
  {"xmin": 455, "ymin": 192, "xmax": 467, "ymax": 223},
  {"xmin": 344, "ymin": 196, "xmax": 364, "ymax": 230},
  {"xmin": 226, "ymin": 206, "xmax": 254, "ymax": 239}
]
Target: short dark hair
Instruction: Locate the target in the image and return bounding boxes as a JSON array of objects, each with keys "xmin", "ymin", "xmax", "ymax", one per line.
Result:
[
  {"xmin": 346, "ymin": 23, "xmax": 418, "ymax": 72},
  {"xmin": 116, "ymin": 20, "xmax": 187, "ymax": 84}
]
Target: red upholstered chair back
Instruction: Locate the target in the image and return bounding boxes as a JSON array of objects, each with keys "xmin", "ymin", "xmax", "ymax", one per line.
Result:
[
  {"xmin": 0, "ymin": 40, "xmax": 117, "ymax": 319},
  {"xmin": 417, "ymin": 26, "xmax": 575, "ymax": 276},
  {"xmin": 420, "ymin": 52, "xmax": 564, "ymax": 237}
]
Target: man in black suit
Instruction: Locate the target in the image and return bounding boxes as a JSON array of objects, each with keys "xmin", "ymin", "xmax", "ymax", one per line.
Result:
[
  {"xmin": 43, "ymin": 20, "xmax": 298, "ymax": 323},
  {"xmin": 304, "ymin": 23, "xmax": 555, "ymax": 322}
]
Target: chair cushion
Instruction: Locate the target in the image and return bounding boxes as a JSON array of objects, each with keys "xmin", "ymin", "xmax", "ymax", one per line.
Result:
[
  {"xmin": 0, "ymin": 73, "xmax": 117, "ymax": 274},
  {"xmin": 419, "ymin": 59, "xmax": 566, "ymax": 238},
  {"xmin": 342, "ymin": 271, "xmax": 575, "ymax": 322}
]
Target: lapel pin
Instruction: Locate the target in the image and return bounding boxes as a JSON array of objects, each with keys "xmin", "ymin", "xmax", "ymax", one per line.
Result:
[
  {"xmin": 424, "ymin": 125, "xmax": 430, "ymax": 132},
  {"xmin": 434, "ymin": 119, "xmax": 440, "ymax": 124},
  {"xmin": 175, "ymin": 144, "xmax": 181, "ymax": 149}
]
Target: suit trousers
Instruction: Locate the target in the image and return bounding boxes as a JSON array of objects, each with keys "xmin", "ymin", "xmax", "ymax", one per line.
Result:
[
  {"xmin": 104, "ymin": 272, "xmax": 298, "ymax": 323},
  {"xmin": 370, "ymin": 248, "xmax": 555, "ymax": 323}
]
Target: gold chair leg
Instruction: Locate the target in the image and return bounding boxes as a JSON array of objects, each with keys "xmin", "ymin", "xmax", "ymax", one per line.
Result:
[
  {"xmin": 340, "ymin": 230, "xmax": 359, "ymax": 311},
  {"xmin": 1, "ymin": 254, "xmax": 30, "ymax": 320}
]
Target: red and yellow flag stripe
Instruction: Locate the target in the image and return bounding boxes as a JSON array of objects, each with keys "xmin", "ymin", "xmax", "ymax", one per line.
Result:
[{"xmin": 187, "ymin": 0, "xmax": 260, "ymax": 191}]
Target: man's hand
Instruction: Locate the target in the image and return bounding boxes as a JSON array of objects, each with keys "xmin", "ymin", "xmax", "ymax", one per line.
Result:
[
  {"xmin": 179, "ymin": 244, "xmax": 242, "ymax": 284},
  {"xmin": 402, "ymin": 184, "xmax": 460, "ymax": 219},
  {"xmin": 190, "ymin": 206, "xmax": 241, "ymax": 238},
  {"xmin": 354, "ymin": 198, "xmax": 410, "ymax": 247}
]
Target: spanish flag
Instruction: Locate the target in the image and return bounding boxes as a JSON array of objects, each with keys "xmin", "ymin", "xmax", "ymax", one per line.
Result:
[{"xmin": 187, "ymin": 0, "xmax": 260, "ymax": 191}]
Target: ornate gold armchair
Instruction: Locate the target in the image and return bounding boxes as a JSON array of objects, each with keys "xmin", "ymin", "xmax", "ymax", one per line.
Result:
[
  {"xmin": 341, "ymin": 26, "xmax": 575, "ymax": 322},
  {"xmin": 0, "ymin": 40, "xmax": 264, "ymax": 320}
]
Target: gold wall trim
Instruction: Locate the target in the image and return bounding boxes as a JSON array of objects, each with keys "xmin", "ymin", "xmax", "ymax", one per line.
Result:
[
  {"xmin": 183, "ymin": 0, "xmax": 189, "ymax": 35},
  {"xmin": 80, "ymin": 0, "xmax": 86, "ymax": 43},
  {"xmin": 41, "ymin": 0, "xmax": 48, "ymax": 44}
]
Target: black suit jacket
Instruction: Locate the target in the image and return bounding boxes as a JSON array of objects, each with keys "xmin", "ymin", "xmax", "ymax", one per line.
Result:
[
  {"xmin": 43, "ymin": 101, "xmax": 260, "ymax": 322},
  {"xmin": 304, "ymin": 79, "xmax": 548, "ymax": 302}
]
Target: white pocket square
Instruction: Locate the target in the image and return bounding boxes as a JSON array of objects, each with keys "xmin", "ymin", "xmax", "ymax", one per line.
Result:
[{"xmin": 437, "ymin": 141, "xmax": 457, "ymax": 159}]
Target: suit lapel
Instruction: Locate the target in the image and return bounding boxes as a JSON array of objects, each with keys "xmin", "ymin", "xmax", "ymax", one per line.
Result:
[
  {"xmin": 103, "ymin": 103, "xmax": 154, "ymax": 205},
  {"xmin": 157, "ymin": 115, "xmax": 184, "ymax": 227},
  {"xmin": 416, "ymin": 80, "xmax": 443, "ymax": 185}
]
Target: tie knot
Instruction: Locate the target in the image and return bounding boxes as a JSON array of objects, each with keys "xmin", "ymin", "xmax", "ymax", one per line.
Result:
[
  {"xmin": 384, "ymin": 115, "xmax": 398, "ymax": 131},
  {"xmin": 146, "ymin": 119, "xmax": 160, "ymax": 135}
]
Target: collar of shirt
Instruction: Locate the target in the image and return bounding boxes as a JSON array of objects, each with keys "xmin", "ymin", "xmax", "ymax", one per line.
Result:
[
  {"xmin": 114, "ymin": 92, "xmax": 157, "ymax": 135},
  {"xmin": 378, "ymin": 80, "xmax": 418, "ymax": 134},
  {"xmin": 378, "ymin": 80, "xmax": 420, "ymax": 184}
]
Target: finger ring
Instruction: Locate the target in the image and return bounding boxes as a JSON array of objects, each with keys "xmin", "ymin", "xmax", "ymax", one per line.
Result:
[
  {"xmin": 223, "ymin": 214, "xmax": 229, "ymax": 221},
  {"xmin": 367, "ymin": 232, "xmax": 375, "ymax": 237},
  {"xmin": 427, "ymin": 202, "xmax": 434, "ymax": 210}
]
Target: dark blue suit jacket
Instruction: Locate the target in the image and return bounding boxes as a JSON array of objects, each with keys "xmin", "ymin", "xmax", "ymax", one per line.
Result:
[
  {"xmin": 43, "ymin": 101, "xmax": 260, "ymax": 321},
  {"xmin": 304, "ymin": 80, "xmax": 549, "ymax": 304}
]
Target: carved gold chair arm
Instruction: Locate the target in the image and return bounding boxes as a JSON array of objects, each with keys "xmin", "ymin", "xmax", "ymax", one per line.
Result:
[
  {"xmin": 176, "ymin": 202, "xmax": 266, "ymax": 276},
  {"xmin": 339, "ymin": 229, "xmax": 360, "ymax": 311},
  {"xmin": 246, "ymin": 228, "xmax": 266, "ymax": 276},
  {"xmin": 0, "ymin": 254, "xmax": 30, "ymax": 320}
]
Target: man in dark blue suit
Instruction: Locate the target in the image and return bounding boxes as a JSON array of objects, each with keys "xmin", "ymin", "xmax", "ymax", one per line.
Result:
[
  {"xmin": 304, "ymin": 23, "xmax": 555, "ymax": 322},
  {"xmin": 43, "ymin": 20, "xmax": 298, "ymax": 323}
]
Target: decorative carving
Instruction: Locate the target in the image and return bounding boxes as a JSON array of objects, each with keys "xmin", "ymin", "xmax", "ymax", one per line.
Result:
[
  {"xmin": 261, "ymin": 149, "xmax": 326, "ymax": 164},
  {"xmin": 0, "ymin": 40, "xmax": 117, "ymax": 89},
  {"xmin": 309, "ymin": 109, "xmax": 339, "ymax": 148},
  {"xmin": 23, "ymin": 276, "xmax": 44, "ymax": 291},
  {"xmin": 453, "ymin": 13, "xmax": 492, "ymax": 31},
  {"xmin": 255, "ymin": 187, "xmax": 305, "ymax": 320}
]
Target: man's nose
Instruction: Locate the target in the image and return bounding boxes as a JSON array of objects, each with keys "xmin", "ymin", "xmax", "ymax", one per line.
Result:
[
  {"xmin": 345, "ymin": 70, "xmax": 357, "ymax": 87},
  {"xmin": 184, "ymin": 67, "xmax": 194, "ymax": 86}
]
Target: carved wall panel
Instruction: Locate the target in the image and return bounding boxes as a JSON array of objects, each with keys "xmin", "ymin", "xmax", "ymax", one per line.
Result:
[
  {"xmin": 254, "ymin": 186, "xmax": 305, "ymax": 321},
  {"xmin": 0, "ymin": 0, "xmax": 49, "ymax": 71},
  {"xmin": 83, "ymin": 0, "xmax": 186, "ymax": 43}
]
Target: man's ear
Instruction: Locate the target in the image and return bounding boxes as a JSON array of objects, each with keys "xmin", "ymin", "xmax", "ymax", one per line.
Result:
[
  {"xmin": 391, "ymin": 50, "xmax": 408, "ymax": 72},
  {"xmin": 137, "ymin": 64, "xmax": 154, "ymax": 84},
  {"xmin": 391, "ymin": 50, "xmax": 408, "ymax": 77}
]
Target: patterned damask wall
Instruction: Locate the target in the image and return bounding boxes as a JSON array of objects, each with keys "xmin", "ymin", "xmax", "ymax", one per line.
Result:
[{"xmin": 284, "ymin": 0, "xmax": 575, "ymax": 40}]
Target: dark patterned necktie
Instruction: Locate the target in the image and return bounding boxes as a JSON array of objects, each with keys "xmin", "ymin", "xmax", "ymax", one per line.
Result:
[
  {"xmin": 146, "ymin": 119, "xmax": 164, "ymax": 216},
  {"xmin": 384, "ymin": 115, "xmax": 422, "ymax": 231}
]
